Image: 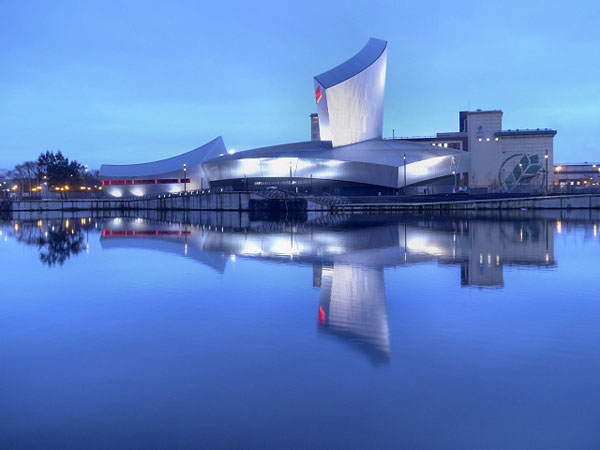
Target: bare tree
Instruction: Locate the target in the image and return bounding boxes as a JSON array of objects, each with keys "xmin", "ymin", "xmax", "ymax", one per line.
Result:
[
  {"xmin": 12, "ymin": 164, "xmax": 26, "ymax": 195},
  {"xmin": 23, "ymin": 161, "xmax": 38, "ymax": 194},
  {"xmin": 12, "ymin": 161, "xmax": 38, "ymax": 196}
]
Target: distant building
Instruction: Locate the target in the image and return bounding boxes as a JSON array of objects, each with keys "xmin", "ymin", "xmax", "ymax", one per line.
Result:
[
  {"xmin": 553, "ymin": 162, "xmax": 600, "ymax": 187},
  {"xmin": 400, "ymin": 110, "xmax": 557, "ymax": 192}
]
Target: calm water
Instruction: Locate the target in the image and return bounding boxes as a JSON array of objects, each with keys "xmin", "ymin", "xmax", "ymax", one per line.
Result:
[{"xmin": 1, "ymin": 210, "xmax": 600, "ymax": 450}]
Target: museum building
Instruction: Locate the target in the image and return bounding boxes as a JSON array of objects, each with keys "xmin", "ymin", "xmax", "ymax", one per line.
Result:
[{"xmin": 99, "ymin": 38, "xmax": 556, "ymax": 197}]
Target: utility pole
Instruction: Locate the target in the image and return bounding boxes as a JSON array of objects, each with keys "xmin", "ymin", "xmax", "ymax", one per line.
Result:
[{"xmin": 183, "ymin": 163, "xmax": 187, "ymax": 193}]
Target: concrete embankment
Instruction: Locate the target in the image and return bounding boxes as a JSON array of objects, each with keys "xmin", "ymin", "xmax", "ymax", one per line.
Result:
[
  {"xmin": 7, "ymin": 191, "xmax": 329, "ymax": 212},
  {"xmin": 5, "ymin": 192, "xmax": 600, "ymax": 213},
  {"xmin": 334, "ymin": 194, "xmax": 600, "ymax": 212}
]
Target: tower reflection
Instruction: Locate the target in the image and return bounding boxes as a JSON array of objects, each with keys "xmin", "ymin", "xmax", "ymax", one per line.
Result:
[{"xmin": 316, "ymin": 264, "xmax": 390, "ymax": 365}]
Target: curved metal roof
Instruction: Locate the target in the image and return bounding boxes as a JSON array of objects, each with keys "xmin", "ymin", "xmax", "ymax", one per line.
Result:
[
  {"xmin": 314, "ymin": 38, "xmax": 387, "ymax": 89},
  {"xmin": 99, "ymin": 136, "xmax": 226, "ymax": 178},
  {"xmin": 209, "ymin": 138, "xmax": 464, "ymax": 167},
  {"xmin": 203, "ymin": 138, "xmax": 470, "ymax": 189}
]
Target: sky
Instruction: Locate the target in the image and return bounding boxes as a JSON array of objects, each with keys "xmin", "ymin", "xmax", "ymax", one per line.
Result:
[{"xmin": 1, "ymin": 0, "xmax": 599, "ymax": 169}]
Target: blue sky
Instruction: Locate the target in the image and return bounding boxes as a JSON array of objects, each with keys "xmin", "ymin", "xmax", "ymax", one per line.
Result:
[{"xmin": 1, "ymin": 0, "xmax": 598, "ymax": 169}]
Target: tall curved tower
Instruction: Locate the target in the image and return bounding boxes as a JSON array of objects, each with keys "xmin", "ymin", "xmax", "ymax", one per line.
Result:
[{"xmin": 313, "ymin": 38, "xmax": 387, "ymax": 147}]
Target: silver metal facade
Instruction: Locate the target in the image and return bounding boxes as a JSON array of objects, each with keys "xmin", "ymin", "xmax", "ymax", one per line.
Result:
[
  {"xmin": 314, "ymin": 38, "xmax": 387, "ymax": 147},
  {"xmin": 202, "ymin": 138, "xmax": 469, "ymax": 189}
]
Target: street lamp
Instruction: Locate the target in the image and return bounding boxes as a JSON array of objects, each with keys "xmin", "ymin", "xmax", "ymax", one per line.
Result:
[
  {"xmin": 183, "ymin": 163, "xmax": 187, "ymax": 193},
  {"xmin": 519, "ymin": 163, "xmax": 523, "ymax": 191},
  {"xmin": 451, "ymin": 156, "xmax": 457, "ymax": 193},
  {"xmin": 544, "ymin": 149, "xmax": 549, "ymax": 195},
  {"xmin": 403, "ymin": 154, "xmax": 407, "ymax": 194}
]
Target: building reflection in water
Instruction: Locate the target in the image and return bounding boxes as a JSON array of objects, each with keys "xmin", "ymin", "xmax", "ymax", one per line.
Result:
[
  {"xmin": 316, "ymin": 264, "xmax": 390, "ymax": 365},
  {"xmin": 460, "ymin": 220, "xmax": 555, "ymax": 288},
  {"xmin": 3, "ymin": 210, "xmax": 582, "ymax": 364},
  {"xmin": 91, "ymin": 212, "xmax": 563, "ymax": 365},
  {"xmin": 99, "ymin": 218, "xmax": 228, "ymax": 273}
]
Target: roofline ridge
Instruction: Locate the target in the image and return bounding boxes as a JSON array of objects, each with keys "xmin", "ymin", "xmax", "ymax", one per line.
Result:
[
  {"xmin": 99, "ymin": 136, "xmax": 224, "ymax": 170},
  {"xmin": 314, "ymin": 38, "xmax": 387, "ymax": 89}
]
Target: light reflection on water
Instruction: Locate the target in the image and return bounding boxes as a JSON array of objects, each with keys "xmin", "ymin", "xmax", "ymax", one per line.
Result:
[{"xmin": 1, "ymin": 210, "xmax": 600, "ymax": 449}]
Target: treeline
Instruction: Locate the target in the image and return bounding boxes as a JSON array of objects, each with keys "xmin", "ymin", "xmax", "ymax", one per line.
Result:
[{"xmin": 1, "ymin": 151, "xmax": 100, "ymax": 196}]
